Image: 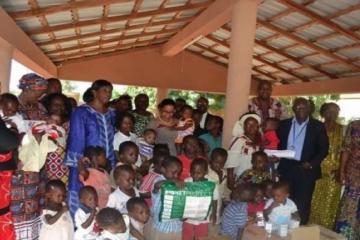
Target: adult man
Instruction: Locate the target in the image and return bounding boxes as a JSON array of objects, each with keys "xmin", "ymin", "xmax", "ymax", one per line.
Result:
[
  {"xmin": 277, "ymin": 98, "xmax": 329, "ymax": 225},
  {"xmin": 196, "ymin": 96, "xmax": 220, "ymax": 129}
]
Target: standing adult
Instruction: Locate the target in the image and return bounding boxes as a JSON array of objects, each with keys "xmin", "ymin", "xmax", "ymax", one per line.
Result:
[
  {"xmin": 65, "ymin": 80, "xmax": 115, "ymax": 216},
  {"xmin": 310, "ymin": 103, "xmax": 343, "ymax": 229},
  {"xmin": 248, "ymin": 80, "xmax": 287, "ymax": 122},
  {"xmin": 147, "ymin": 99, "xmax": 177, "ymax": 156},
  {"xmin": 225, "ymin": 113, "xmax": 262, "ymax": 189},
  {"xmin": 277, "ymin": 98, "xmax": 329, "ymax": 225},
  {"xmin": 196, "ymin": 96, "xmax": 217, "ymax": 129},
  {"xmin": 132, "ymin": 94, "xmax": 154, "ymax": 137},
  {"xmin": 335, "ymin": 120, "xmax": 360, "ymax": 239}
]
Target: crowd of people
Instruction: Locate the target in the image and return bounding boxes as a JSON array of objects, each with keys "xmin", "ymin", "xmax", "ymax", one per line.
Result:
[{"xmin": 0, "ymin": 74, "xmax": 359, "ymax": 240}]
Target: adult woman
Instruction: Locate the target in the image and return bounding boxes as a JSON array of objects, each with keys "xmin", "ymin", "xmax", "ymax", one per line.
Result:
[
  {"xmin": 42, "ymin": 93, "xmax": 73, "ymax": 184},
  {"xmin": 225, "ymin": 113, "xmax": 262, "ymax": 189},
  {"xmin": 133, "ymin": 94, "xmax": 154, "ymax": 136},
  {"xmin": 147, "ymin": 98, "xmax": 177, "ymax": 156},
  {"xmin": 65, "ymin": 80, "xmax": 115, "ymax": 215},
  {"xmin": 310, "ymin": 103, "xmax": 343, "ymax": 229},
  {"xmin": 335, "ymin": 120, "xmax": 360, "ymax": 239},
  {"xmin": 248, "ymin": 81, "xmax": 287, "ymax": 122},
  {"xmin": 17, "ymin": 73, "xmax": 48, "ymax": 121}
]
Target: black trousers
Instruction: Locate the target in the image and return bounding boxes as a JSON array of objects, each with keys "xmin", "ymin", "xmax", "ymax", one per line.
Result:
[{"xmin": 279, "ymin": 162, "xmax": 317, "ymax": 225}]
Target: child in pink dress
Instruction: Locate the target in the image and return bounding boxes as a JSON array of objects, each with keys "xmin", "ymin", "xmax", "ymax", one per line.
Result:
[{"xmin": 78, "ymin": 146, "xmax": 112, "ymax": 209}]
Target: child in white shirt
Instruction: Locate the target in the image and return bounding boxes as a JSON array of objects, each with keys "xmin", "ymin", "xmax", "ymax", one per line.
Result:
[
  {"xmin": 96, "ymin": 207, "xmax": 130, "ymax": 240},
  {"xmin": 126, "ymin": 197, "xmax": 150, "ymax": 240},
  {"xmin": 0, "ymin": 93, "xmax": 28, "ymax": 133}
]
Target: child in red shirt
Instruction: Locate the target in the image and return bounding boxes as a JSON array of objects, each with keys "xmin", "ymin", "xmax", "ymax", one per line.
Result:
[
  {"xmin": 261, "ymin": 118, "xmax": 280, "ymax": 150},
  {"xmin": 247, "ymin": 184, "xmax": 266, "ymax": 218},
  {"xmin": 177, "ymin": 135, "xmax": 200, "ymax": 180}
]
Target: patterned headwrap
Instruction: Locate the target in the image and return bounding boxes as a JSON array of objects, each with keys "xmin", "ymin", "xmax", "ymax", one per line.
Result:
[{"xmin": 18, "ymin": 73, "xmax": 48, "ymax": 91}]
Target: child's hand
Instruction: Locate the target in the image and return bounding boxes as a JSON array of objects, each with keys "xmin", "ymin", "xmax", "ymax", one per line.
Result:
[{"xmin": 270, "ymin": 201, "xmax": 280, "ymax": 209}]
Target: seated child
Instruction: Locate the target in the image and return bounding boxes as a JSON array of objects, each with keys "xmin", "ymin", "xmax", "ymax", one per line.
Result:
[
  {"xmin": 39, "ymin": 180, "xmax": 74, "ymax": 240},
  {"xmin": 96, "ymin": 207, "xmax": 130, "ymax": 240},
  {"xmin": 247, "ymin": 184, "xmax": 266, "ymax": 217},
  {"xmin": 238, "ymin": 151, "xmax": 272, "ymax": 184},
  {"xmin": 78, "ymin": 146, "xmax": 112, "ymax": 208},
  {"xmin": 137, "ymin": 128, "xmax": 156, "ymax": 161},
  {"xmin": 207, "ymin": 148, "xmax": 229, "ymax": 225},
  {"xmin": 145, "ymin": 156, "xmax": 183, "ymax": 240},
  {"xmin": 126, "ymin": 197, "xmax": 150, "ymax": 240},
  {"xmin": 220, "ymin": 184, "xmax": 255, "ymax": 240},
  {"xmin": 183, "ymin": 158, "xmax": 219, "ymax": 240},
  {"xmin": 175, "ymin": 105, "xmax": 195, "ymax": 152},
  {"xmin": 107, "ymin": 165, "xmax": 140, "ymax": 214},
  {"xmin": 0, "ymin": 93, "xmax": 28, "ymax": 133},
  {"xmin": 139, "ymin": 147, "xmax": 169, "ymax": 206},
  {"xmin": 74, "ymin": 186, "xmax": 98, "ymax": 240},
  {"xmin": 261, "ymin": 118, "xmax": 280, "ymax": 150},
  {"xmin": 264, "ymin": 182, "xmax": 299, "ymax": 225}
]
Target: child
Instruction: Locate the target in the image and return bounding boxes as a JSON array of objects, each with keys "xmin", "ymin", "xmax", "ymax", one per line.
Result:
[
  {"xmin": 177, "ymin": 135, "xmax": 200, "ymax": 180},
  {"xmin": 39, "ymin": 180, "xmax": 74, "ymax": 240},
  {"xmin": 199, "ymin": 115, "xmax": 223, "ymax": 156},
  {"xmin": 264, "ymin": 182, "xmax": 299, "ymax": 225},
  {"xmin": 78, "ymin": 146, "xmax": 112, "ymax": 209},
  {"xmin": 96, "ymin": 207, "xmax": 130, "ymax": 240},
  {"xmin": 263, "ymin": 180, "xmax": 274, "ymax": 200},
  {"xmin": 145, "ymin": 156, "xmax": 183, "ymax": 240},
  {"xmin": 126, "ymin": 197, "xmax": 150, "ymax": 240},
  {"xmin": 175, "ymin": 105, "xmax": 195, "ymax": 153},
  {"xmin": 247, "ymin": 184, "xmax": 266, "ymax": 217},
  {"xmin": 261, "ymin": 118, "xmax": 280, "ymax": 150},
  {"xmin": 113, "ymin": 112, "xmax": 137, "ymax": 158},
  {"xmin": 0, "ymin": 93, "xmax": 28, "ymax": 133},
  {"xmin": 183, "ymin": 158, "xmax": 219, "ymax": 240},
  {"xmin": 74, "ymin": 186, "xmax": 98, "ymax": 240},
  {"xmin": 192, "ymin": 109, "xmax": 207, "ymax": 137},
  {"xmin": 107, "ymin": 165, "xmax": 140, "ymax": 214},
  {"xmin": 238, "ymin": 151, "xmax": 272, "ymax": 184},
  {"xmin": 220, "ymin": 184, "xmax": 255, "ymax": 240},
  {"xmin": 139, "ymin": 147, "xmax": 169, "ymax": 206},
  {"xmin": 137, "ymin": 128, "xmax": 156, "ymax": 161},
  {"xmin": 207, "ymin": 148, "xmax": 228, "ymax": 225}
]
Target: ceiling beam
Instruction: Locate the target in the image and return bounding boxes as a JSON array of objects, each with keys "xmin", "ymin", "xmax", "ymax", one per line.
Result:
[
  {"xmin": 46, "ymin": 28, "xmax": 177, "ymax": 54},
  {"xmin": 37, "ymin": 16, "xmax": 193, "ymax": 47},
  {"xmin": 257, "ymin": 19, "xmax": 360, "ymax": 71},
  {"xmin": 27, "ymin": 1, "xmax": 211, "ymax": 35},
  {"xmin": 277, "ymin": 0, "xmax": 360, "ymax": 42},
  {"xmin": 162, "ymin": 0, "xmax": 247, "ymax": 56},
  {"xmin": 9, "ymin": 0, "xmax": 131, "ymax": 20}
]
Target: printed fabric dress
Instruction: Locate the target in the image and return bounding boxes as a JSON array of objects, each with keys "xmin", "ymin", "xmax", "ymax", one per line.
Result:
[
  {"xmin": 64, "ymin": 105, "xmax": 116, "ymax": 217},
  {"xmin": 310, "ymin": 124, "xmax": 343, "ymax": 229},
  {"xmin": 248, "ymin": 97, "xmax": 287, "ymax": 122},
  {"xmin": 132, "ymin": 112, "xmax": 154, "ymax": 137},
  {"xmin": 335, "ymin": 121, "xmax": 360, "ymax": 240}
]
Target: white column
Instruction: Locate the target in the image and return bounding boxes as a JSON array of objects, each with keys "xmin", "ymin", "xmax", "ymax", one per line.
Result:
[
  {"xmin": 0, "ymin": 38, "xmax": 13, "ymax": 93},
  {"xmin": 222, "ymin": 0, "xmax": 260, "ymax": 147}
]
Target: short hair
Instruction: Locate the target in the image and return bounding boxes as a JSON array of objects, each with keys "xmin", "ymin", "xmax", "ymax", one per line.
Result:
[
  {"xmin": 190, "ymin": 158, "xmax": 208, "ymax": 172},
  {"xmin": 42, "ymin": 93, "xmax": 73, "ymax": 120},
  {"xmin": 0, "ymin": 93, "xmax": 19, "ymax": 105},
  {"xmin": 192, "ymin": 109, "xmax": 203, "ymax": 116},
  {"xmin": 182, "ymin": 105, "xmax": 193, "ymax": 112},
  {"xmin": 113, "ymin": 164, "xmax": 135, "ymax": 181},
  {"xmin": 152, "ymin": 147, "xmax": 170, "ymax": 166},
  {"xmin": 83, "ymin": 79, "xmax": 113, "ymax": 103},
  {"xmin": 161, "ymin": 155, "xmax": 182, "ymax": 169},
  {"xmin": 264, "ymin": 117, "xmax": 279, "ymax": 125},
  {"xmin": 79, "ymin": 186, "xmax": 97, "ymax": 199},
  {"xmin": 126, "ymin": 197, "xmax": 148, "ymax": 213},
  {"xmin": 135, "ymin": 94, "xmax": 149, "ymax": 102},
  {"xmin": 183, "ymin": 135, "xmax": 199, "ymax": 145},
  {"xmin": 210, "ymin": 148, "xmax": 228, "ymax": 161},
  {"xmin": 251, "ymin": 151, "xmax": 268, "ymax": 163},
  {"xmin": 96, "ymin": 207, "xmax": 124, "ymax": 229},
  {"xmin": 143, "ymin": 128, "xmax": 156, "ymax": 137},
  {"xmin": 84, "ymin": 146, "xmax": 105, "ymax": 159},
  {"xmin": 119, "ymin": 141, "xmax": 138, "ymax": 154},
  {"xmin": 197, "ymin": 96, "xmax": 209, "ymax": 104},
  {"xmin": 320, "ymin": 102, "xmax": 340, "ymax": 117},
  {"xmin": 153, "ymin": 144, "xmax": 170, "ymax": 156},
  {"xmin": 115, "ymin": 111, "xmax": 135, "ymax": 129},
  {"xmin": 293, "ymin": 97, "xmax": 310, "ymax": 108},
  {"xmin": 46, "ymin": 179, "xmax": 66, "ymax": 193},
  {"xmin": 231, "ymin": 183, "xmax": 255, "ymax": 201},
  {"xmin": 158, "ymin": 98, "xmax": 175, "ymax": 109},
  {"xmin": 273, "ymin": 181, "xmax": 290, "ymax": 194},
  {"xmin": 257, "ymin": 80, "xmax": 272, "ymax": 90},
  {"xmin": 47, "ymin": 78, "xmax": 61, "ymax": 84},
  {"xmin": 175, "ymin": 98, "xmax": 186, "ymax": 103}
]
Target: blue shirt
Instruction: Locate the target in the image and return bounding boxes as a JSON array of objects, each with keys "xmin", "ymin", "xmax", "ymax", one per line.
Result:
[
  {"xmin": 220, "ymin": 201, "xmax": 248, "ymax": 240},
  {"xmin": 287, "ymin": 118, "xmax": 309, "ymax": 161},
  {"xmin": 199, "ymin": 133, "xmax": 222, "ymax": 156}
]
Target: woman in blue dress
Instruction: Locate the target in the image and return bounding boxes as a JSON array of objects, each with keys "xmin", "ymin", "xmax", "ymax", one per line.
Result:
[{"xmin": 64, "ymin": 80, "xmax": 116, "ymax": 215}]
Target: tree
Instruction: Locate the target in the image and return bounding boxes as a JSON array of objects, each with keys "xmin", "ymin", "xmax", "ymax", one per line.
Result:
[
  {"xmin": 112, "ymin": 86, "xmax": 157, "ymax": 112},
  {"xmin": 61, "ymin": 80, "xmax": 77, "ymax": 93}
]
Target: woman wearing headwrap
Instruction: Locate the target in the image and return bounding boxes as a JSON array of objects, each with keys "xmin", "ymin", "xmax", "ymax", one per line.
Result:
[
  {"xmin": 64, "ymin": 80, "xmax": 116, "ymax": 216},
  {"xmin": 18, "ymin": 73, "xmax": 48, "ymax": 121},
  {"xmin": 225, "ymin": 113, "xmax": 262, "ymax": 189}
]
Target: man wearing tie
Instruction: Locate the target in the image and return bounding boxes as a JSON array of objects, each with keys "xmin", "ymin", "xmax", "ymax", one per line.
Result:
[{"xmin": 277, "ymin": 98, "xmax": 329, "ymax": 225}]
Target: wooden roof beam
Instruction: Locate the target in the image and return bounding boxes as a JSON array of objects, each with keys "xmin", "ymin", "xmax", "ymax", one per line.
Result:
[
  {"xmin": 162, "ymin": 0, "xmax": 246, "ymax": 57},
  {"xmin": 257, "ymin": 19, "xmax": 360, "ymax": 71},
  {"xmin": 27, "ymin": 1, "xmax": 211, "ymax": 35},
  {"xmin": 277, "ymin": 0, "xmax": 360, "ymax": 42}
]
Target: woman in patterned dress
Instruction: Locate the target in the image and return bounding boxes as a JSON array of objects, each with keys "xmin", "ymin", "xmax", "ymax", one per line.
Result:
[
  {"xmin": 132, "ymin": 94, "xmax": 154, "ymax": 137},
  {"xmin": 11, "ymin": 73, "xmax": 49, "ymax": 240},
  {"xmin": 65, "ymin": 80, "xmax": 116, "ymax": 216},
  {"xmin": 335, "ymin": 120, "xmax": 360, "ymax": 240},
  {"xmin": 310, "ymin": 103, "xmax": 343, "ymax": 229}
]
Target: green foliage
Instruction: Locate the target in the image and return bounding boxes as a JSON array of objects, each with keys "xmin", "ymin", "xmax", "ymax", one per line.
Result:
[
  {"xmin": 112, "ymin": 86, "xmax": 157, "ymax": 112},
  {"xmin": 61, "ymin": 80, "xmax": 77, "ymax": 93}
]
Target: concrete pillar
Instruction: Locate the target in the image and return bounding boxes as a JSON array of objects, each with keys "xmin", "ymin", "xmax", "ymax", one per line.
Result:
[
  {"xmin": 222, "ymin": 0, "xmax": 260, "ymax": 147},
  {"xmin": 0, "ymin": 38, "xmax": 13, "ymax": 93}
]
